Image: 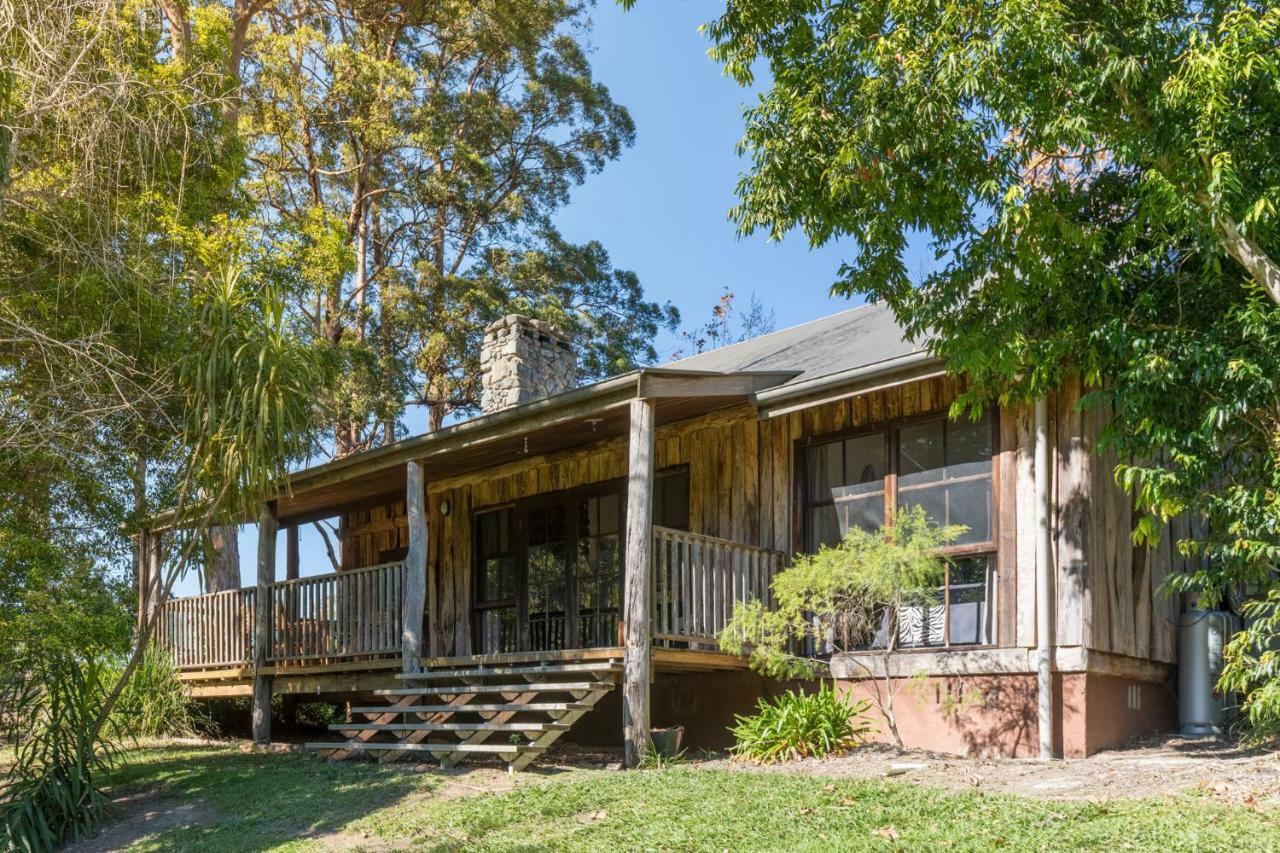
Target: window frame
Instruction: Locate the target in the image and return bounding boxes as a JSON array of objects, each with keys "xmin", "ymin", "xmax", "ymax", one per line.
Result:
[{"xmin": 795, "ymin": 407, "xmax": 1002, "ymax": 650}]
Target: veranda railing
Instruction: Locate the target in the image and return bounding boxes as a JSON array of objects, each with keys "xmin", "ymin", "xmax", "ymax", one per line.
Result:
[
  {"xmin": 155, "ymin": 560, "xmax": 405, "ymax": 669},
  {"xmin": 651, "ymin": 526, "xmax": 783, "ymax": 646},
  {"xmin": 154, "ymin": 587, "xmax": 257, "ymax": 668}
]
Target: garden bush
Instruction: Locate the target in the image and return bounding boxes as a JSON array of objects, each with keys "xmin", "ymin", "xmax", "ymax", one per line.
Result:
[
  {"xmin": 730, "ymin": 684, "xmax": 874, "ymax": 763},
  {"xmin": 110, "ymin": 644, "xmax": 209, "ymax": 739},
  {"xmin": 1, "ymin": 653, "xmax": 124, "ymax": 850}
]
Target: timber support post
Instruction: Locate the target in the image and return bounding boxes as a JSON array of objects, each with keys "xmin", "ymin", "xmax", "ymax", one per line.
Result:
[
  {"xmin": 253, "ymin": 502, "xmax": 278, "ymax": 745},
  {"xmin": 136, "ymin": 528, "xmax": 162, "ymax": 631},
  {"xmin": 403, "ymin": 460, "xmax": 428, "ymax": 673},
  {"xmin": 622, "ymin": 396, "xmax": 655, "ymax": 768}
]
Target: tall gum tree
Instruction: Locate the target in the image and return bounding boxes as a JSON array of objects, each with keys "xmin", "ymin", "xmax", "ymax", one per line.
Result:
[{"xmin": 243, "ymin": 0, "xmax": 676, "ymax": 449}]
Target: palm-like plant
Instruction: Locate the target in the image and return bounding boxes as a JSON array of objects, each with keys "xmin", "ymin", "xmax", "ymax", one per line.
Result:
[{"xmin": 2, "ymin": 262, "xmax": 324, "ymax": 848}]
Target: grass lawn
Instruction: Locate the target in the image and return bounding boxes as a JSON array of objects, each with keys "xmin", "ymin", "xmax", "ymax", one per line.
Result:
[{"xmin": 92, "ymin": 746, "xmax": 1280, "ymax": 851}]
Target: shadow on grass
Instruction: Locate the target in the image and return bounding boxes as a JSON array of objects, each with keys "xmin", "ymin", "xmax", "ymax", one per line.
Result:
[{"xmin": 87, "ymin": 745, "xmax": 433, "ymax": 852}]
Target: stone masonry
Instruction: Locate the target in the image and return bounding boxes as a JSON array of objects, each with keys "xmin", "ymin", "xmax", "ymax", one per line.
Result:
[{"xmin": 479, "ymin": 314, "xmax": 577, "ymax": 414}]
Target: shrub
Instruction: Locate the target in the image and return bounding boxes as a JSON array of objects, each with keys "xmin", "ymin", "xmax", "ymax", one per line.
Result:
[
  {"xmin": 720, "ymin": 507, "xmax": 961, "ymax": 747},
  {"xmin": 1221, "ymin": 588, "xmax": 1280, "ymax": 744},
  {"xmin": 1, "ymin": 652, "xmax": 124, "ymax": 850},
  {"xmin": 111, "ymin": 644, "xmax": 208, "ymax": 740},
  {"xmin": 730, "ymin": 684, "xmax": 875, "ymax": 764}
]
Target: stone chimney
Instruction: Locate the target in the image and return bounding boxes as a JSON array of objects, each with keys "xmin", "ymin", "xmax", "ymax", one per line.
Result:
[{"xmin": 480, "ymin": 315, "xmax": 577, "ymax": 414}]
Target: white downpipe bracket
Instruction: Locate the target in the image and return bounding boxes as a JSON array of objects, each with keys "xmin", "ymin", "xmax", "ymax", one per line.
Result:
[{"xmin": 1034, "ymin": 397, "xmax": 1055, "ymax": 759}]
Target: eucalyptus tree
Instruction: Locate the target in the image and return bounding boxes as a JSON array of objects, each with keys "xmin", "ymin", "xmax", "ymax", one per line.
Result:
[
  {"xmin": 693, "ymin": 0, "xmax": 1280, "ymax": 731},
  {"xmin": 243, "ymin": 0, "xmax": 675, "ymax": 447}
]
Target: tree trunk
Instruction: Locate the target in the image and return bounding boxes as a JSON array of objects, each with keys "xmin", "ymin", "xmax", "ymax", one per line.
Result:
[{"xmin": 207, "ymin": 524, "xmax": 241, "ymax": 592}]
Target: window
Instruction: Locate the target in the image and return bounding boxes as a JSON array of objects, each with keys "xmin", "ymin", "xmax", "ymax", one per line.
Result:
[
  {"xmin": 474, "ymin": 508, "xmax": 517, "ymax": 654},
  {"xmin": 897, "ymin": 410, "xmax": 993, "ymax": 546},
  {"xmin": 575, "ymin": 493, "xmax": 621, "ymax": 648},
  {"xmin": 654, "ymin": 467, "xmax": 690, "ymax": 531},
  {"xmin": 809, "ymin": 432, "xmax": 886, "ymax": 552},
  {"xmin": 801, "ymin": 409, "xmax": 997, "ymax": 648}
]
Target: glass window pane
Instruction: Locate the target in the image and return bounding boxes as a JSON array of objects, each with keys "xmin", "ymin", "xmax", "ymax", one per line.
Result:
[
  {"xmin": 947, "ymin": 479, "xmax": 993, "ymax": 545},
  {"xmin": 479, "ymin": 513, "xmax": 496, "ymax": 556},
  {"xmin": 480, "ymin": 608, "xmax": 517, "ymax": 655},
  {"xmin": 898, "ymin": 483, "xmax": 947, "ymax": 529},
  {"xmin": 835, "ymin": 495, "xmax": 884, "ymax": 535},
  {"xmin": 844, "ymin": 433, "xmax": 885, "ymax": 485},
  {"xmin": 947, "ymin": 410, "xmax": 993, "ymax": 468},
  {"xmin": 655, "ymin": 471, "xmax": 689, "ymax": 531},
  {"xmin": 806, "ymin": 442, "xmax": 843, "ymax": 500},
  {"xmin": 599, "ymin": 493, "xmax": 620, "ymax": 535},
  {"xmin": 807, "ymin": 505, "xmax": 841, "ymax": 551},
  {"xmin": 598, "ymin": 534, "xmax": 619, "ymax": 574},
  {"xmin": 545, "ymin": 506, "xmax": 566, "ymax": 542},
  {"xmin": 898, "ymin": 420, "xmax": 945, "ymax": 484},
  {"xmin": 947, "ymin": 556, "xmax": 991, "ymax": 645}
]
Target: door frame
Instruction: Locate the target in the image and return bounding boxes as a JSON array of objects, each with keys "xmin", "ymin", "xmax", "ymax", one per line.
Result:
[{"xmin": 474, "ymin": 477, "xmax": 627, "ymax": 653}]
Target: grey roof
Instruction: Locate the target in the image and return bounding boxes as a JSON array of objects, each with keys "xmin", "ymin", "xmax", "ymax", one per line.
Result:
[{"xmin": 661, "ymin": 300, "xmax": 927, "ymax": 390}]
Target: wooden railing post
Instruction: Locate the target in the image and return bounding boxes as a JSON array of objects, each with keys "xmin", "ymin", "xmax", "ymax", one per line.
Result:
[
  {"xmin": 252, "ymin": 502, "xmax": 277, "ymax": 745},
  {"xmin": 623, "ymin": 397, "xmax": 655, "ymax": 768},
  {"xmin": 403, "ymin": 460, "xmax": 428, "ymax": 673}
]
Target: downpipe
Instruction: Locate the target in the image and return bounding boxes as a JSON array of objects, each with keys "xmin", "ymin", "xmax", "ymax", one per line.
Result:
[{"xmin": 1034, "ymin": 397, "xmax": 1055, "ymax": 759}]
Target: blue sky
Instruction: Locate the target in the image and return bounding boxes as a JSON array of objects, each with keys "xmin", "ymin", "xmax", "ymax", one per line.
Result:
[{"xmin": 183, "ymin": 1, "xmax": 923, "ymax": 594}]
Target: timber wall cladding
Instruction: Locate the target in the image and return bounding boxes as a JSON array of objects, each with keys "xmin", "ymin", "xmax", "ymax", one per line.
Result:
[
  {"xmin": 337, "ymin": 373, "xmax": 1184, "ymax": 666},
  {"xmin": 416, "ymin": 376, "xmax": 966, "ymax": 657},
  {"xmin": 1050, "ymin": 377, "xmax": 1185, "ymax": 665},
  {"xmin": 339, "ymin": 502, "xmax": 409, "ymax": 570}
]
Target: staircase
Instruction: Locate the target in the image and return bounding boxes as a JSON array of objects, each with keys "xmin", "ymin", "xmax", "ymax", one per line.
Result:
[{"xmin": 305, "ymin": 658, "xmax": 620, "ymax": 772}]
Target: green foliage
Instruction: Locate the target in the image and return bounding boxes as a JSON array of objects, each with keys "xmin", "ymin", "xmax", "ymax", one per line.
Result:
[
  {"xmin": 730, "ymin": 684, "xmax": 875, "ymax": 764},
  {"xmin": 700, "ymin": 0, "xmax": 1280, "ymax": 736},
  {"xmin": 0, "ymin": 653, "xmax": 125, "ymax": 851},
  {"xmin": 720, "ymin": 507, "xmax": 961, "ymax": 678},
  {"xmin": 637, "ymin": 742, "xmax": 688, "ymax": 770},
  {"xmin": 178, "ymin": 264, "xmax": 323, "ymax": 523},
  {"xmin": 243, "ymin": 0, "xmax": 676, "ymax": 442},
  {"xmin": 0, "ymin": 529, "xmax": 131, "ymax": 660},
  {"xmin": 110, "ymin": 645, "xmax": 208, "ymax": 740},
  {"xmin": 1221, "ymin": 589, "xmax": 1280, "ymax": 744}
]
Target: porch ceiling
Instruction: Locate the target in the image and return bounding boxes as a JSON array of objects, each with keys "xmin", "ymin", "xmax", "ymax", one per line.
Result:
[{"xmin": 273, "ymin": 369, "xmax": 797, "ymax": 525}]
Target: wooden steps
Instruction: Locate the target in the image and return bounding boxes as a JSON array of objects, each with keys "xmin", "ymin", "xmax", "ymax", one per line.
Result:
[
  {"xmin": 347, "ymin": 702, "xmax": 591, "ymax": 715},
  {"xmin": 372, "ymin": 681, "xmax": 608, "ymax": 696},
  {"xmin": 394, "ymin": 661, "xmax": 619, "ymax": 680},
  {"xmin": 306, "ymin": 656, "xmax": 619, "ymax": 771},
  {"xmin": 329, "ymin": 721, "xmax": 569, "ymax": 733}
]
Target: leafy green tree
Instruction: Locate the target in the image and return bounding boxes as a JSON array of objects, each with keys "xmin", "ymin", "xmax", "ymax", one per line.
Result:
[
  {"xmin": 1, "ymin": 4, "xmax": 326, "ymax": 841},
  {"xmin": 721, "ymin": 508, "xmax": 962, "ymax": 746},
  {"xmin": 694, "ymin": 0, "xmax": 1280, "ymax": 734},
  {"xmin": 241, "ymin": 0, "xmax": 676, "ymax": 445}
]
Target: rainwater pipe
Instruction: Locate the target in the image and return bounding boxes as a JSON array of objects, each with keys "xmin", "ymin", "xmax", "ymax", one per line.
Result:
[{"xmin": 1034, "ymin": 397, "xmax": 1055, "ymax": 759}]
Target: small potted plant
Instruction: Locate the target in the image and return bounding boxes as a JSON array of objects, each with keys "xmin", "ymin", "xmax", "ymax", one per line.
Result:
[{"xmin": 649, "ymin": 725, "xmax": 684, "ymax": 758}]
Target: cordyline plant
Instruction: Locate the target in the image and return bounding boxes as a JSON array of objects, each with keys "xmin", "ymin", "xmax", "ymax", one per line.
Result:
[{"xmin": 721, "ymin": 508, "xmax": 963, "ymax": 747}]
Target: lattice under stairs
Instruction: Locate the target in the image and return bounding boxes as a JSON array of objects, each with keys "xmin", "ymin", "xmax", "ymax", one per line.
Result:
[{"xmin": 305, "ymin": 659, "xmax": 620, "ymax": 772}]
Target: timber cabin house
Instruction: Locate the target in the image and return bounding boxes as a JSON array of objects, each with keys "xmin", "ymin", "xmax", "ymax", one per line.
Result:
[{"xmin": 143, "ymin": 306, "xmax": 1190, "ymax": 766}]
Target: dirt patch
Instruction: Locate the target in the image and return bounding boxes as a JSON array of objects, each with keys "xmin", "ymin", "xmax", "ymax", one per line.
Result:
[
  {"xmin": 696, "ymin": 735, "xmax": 1280, "ymax": 806},
  {"xmin": 62, "ymin": 789, "xmax": 218, "ymax": 853}
]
